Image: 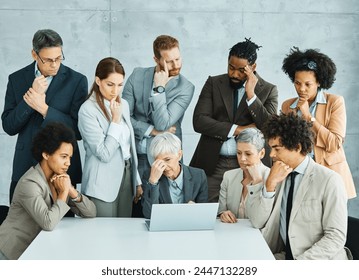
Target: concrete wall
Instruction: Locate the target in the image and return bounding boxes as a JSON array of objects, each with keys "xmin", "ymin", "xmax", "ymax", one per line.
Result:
[{"xmin": 1, "ymin": 0, "xmax": 358, "ymax": 216}]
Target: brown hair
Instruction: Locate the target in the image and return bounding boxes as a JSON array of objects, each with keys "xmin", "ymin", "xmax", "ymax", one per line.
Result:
[
  {"xmin": 153, "ymin": 35, "xmax": 179, "ymax": 59},
  {"xmin": 88, "ymin": 57, "xmax": 125, "ymax": 121}
]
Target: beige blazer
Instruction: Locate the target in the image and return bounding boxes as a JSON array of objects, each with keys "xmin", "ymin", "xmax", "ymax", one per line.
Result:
[
  {"xmin": 246, "ymin": 157, "xmax": 350, "ymax": 260},
  {"xmin": 218, "ymin": 163, "xmax": 270, "ymax": 218},
  {"xmin": 0, "ymin": 164, "xmax": 96, "ymax": 259},
  {"xmin": 282, "ymin": 92, "xmax": 356, "ymax": 199}
]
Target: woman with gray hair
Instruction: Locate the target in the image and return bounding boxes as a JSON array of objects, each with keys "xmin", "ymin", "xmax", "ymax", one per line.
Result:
[
  {"xmin": 218, "ymin": 128, "xmax": 270, "ymax": 223},
  {"xmin": 142, "ymin": 132, "xmax": 208, "ymax": 219}
]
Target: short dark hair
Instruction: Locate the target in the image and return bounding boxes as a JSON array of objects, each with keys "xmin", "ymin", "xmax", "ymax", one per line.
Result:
[
  {"xmin": 32, "ymin": 29, "xmax": 63, "ymax": 53},
  {"xmin": 31, "ymin": 122, "xmax": 76, "ymax": 162},
  {"xmin": 88, "ymin": 57, "xmax": 125, "ymax": 121},
  {"xmin": 228, "ymin": 38, "xmax": 262, "ymax": 65},
  {"xmin": 282, "ymin": 47, "xmax": 336, "ymax": 89},
  {"xmin": 262, "ymin": 112, "xmax": 313, "ymax": 156}
]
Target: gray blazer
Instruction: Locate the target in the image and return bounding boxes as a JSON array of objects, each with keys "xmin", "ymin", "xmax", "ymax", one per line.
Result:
[
  {"xmin": 142, "ymin": 165, "xmax": 208, "ymax": 219},
  {"xmin": 0, "ymin": 164, "xmax": 96, "ymax": 260},
  {"xmin": 122, "ymin": 67, "xmax": 194, "ymax": 162},
  {"xmin": 78, "ymin": 96, "xmax": 141, "ymax": 202},
  {"xmin": 246, "ymin": 157, "xmax": 350, "ymax": 260},
  {"xmin": 218, "ymin": 163, "xmax": 270, "ymax": 217}
]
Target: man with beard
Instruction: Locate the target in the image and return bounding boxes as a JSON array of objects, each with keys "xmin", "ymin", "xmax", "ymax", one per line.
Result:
[
  {"xmin": 190, "ymin": 38, "xmax": 278, "ymax": 202},
  {"xmin": 122, "ymin": 35, "xmax": 194, "ymax": 216}
]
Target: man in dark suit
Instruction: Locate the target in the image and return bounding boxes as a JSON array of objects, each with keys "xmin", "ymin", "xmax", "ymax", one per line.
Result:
[
  {"xmin": 190, "ymin": 38, "xmax": 278, "ymax": 202},
  {"xmin": 141, "ymin": 132, "xmax": 208, "ymax": 219},
  {"xmin": 1, "ymin": 29, "xmax": 88, "ymax": 203}
]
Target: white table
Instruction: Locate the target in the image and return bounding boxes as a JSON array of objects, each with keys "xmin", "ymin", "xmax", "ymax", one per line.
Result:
[{"xmin": 20, "ymin": 218, "xmax": 274, "ymax": 260}]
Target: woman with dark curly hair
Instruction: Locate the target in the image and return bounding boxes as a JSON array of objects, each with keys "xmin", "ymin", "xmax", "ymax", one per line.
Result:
[
  {"xmin": 281, "ymin": 47, "xmax": 356, "ymax": 199},
  {"xmin": 0, "ymin": 122, "xmax": 96, "ymax": 260}
]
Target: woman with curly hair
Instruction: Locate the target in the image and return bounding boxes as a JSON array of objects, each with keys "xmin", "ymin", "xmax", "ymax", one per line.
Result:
[
  {"xmin": 0, "ymin": 122, "xmax": 96, "ymax": 260},
  {"xmin": 281, "ymin": 48, "xmax": 356, "ymax": 199}
]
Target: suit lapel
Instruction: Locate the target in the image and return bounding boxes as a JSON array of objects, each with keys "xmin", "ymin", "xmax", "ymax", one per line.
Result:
[
  {"xmin": 182, "ymin": 165, "xmax": 193, "ymax": 202},
  {"xmin": 229, "ymin": 170, "xmax": 244, "ymax": 214},
  {"xmin": 290, "ymin": 160, "xmax": 314, "ymax": 222},
  {"xmin": 45, "ymin": 64, "xmax": 66, "ymax": 104},
  {"xmin": 165, "ymin": 75, "xmax": 179, "ymax": 95},
  {"xmin": 315, "ymin": 93, "xmax": 327, "ymax": 125},
  {"xmin": 219, "ymin": 76, "xmax": 234, "ymax": 121},
  {"xmin": 159, "ymin": 176, "xmax": 172, "ymax": 203},
  {"xmin": 234, "ymin": 92, "xmax": 247, "ymax": 121},
  {"xmin": 24, "ymin": 62, "xmax": 36, "ymax": 88},
  {"xmin": 143, "ymin": 67, "xmax": 154, "ymax": 119},
  {"xmin": 234, "ymin": 73, "xmax": 264, "ymax": 121}
]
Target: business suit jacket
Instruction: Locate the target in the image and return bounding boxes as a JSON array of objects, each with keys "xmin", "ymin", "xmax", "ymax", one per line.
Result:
[
  {"xmin": 78, "ymin": 96, "xmax": 141, "ymax": 202},
  {"xmin": 1, "ymin": 62, "xmax": 88, "ymax": 184},
  {"xmin": 142, "ymin": 165, "xmax": 208, "ymax": 218},
  {"xmin": 282, "ymin": 92, "xmax": 356, "ymax": 199},
  {"xmin": 0, "ymin": 164, "xmax": 96, "ymax": 260},
  {"xmin": 218, "ymin": 163, "xmax": 270, "ymax": 217},
  {"xmin": 122, "ymin": 67, "xmax": 194, "ymax": 163},
  {"xmin": 190, "ymin": 73, "xmax": 278, "ymax": 175},
  {"xmin": 246, "ymin": 157, "xmax": 349, "ymax": 260}
]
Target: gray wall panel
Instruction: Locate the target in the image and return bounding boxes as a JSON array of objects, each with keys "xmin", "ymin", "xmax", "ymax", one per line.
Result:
[{"xmin": 0, "ymin": 1, "xmax": 358, "ymax": 216}]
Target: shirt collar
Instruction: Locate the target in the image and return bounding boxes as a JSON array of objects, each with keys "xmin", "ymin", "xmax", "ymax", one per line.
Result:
[
  {"xmin": 167, "ymin": 164, "xmax": 183, "ymax": 190},
  {"xmin": 34, "ymin": 62, "xmax": 41, "ymax": 77},
  {"xmin": 34, "ymin": 62, "xmax": 54, "ymax": 83},
  {"xmin": 289, "ymin": 90, "xmax": 327, "ymax": 109},
  {"xmin": 293, "ymin": 155, "xmax": 310, "ymax": 175}
]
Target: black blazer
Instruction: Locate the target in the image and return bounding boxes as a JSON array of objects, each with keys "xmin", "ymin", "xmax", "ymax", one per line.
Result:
[
  {"xmin": 141, "ymin": 165, "xmax": 208, "ymax": 219},
  {"xmin": 1, "ymin": 62, "xmax": 88, "ymax": 184}
]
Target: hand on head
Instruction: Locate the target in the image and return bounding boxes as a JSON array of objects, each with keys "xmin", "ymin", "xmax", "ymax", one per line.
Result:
[
  {"xmin": 149, "ymin": 159, "xmax": 167, "ymax": 184},
  {"xmin": 154, "ymin": 58, "xmax": 170, "ymax": 87}
]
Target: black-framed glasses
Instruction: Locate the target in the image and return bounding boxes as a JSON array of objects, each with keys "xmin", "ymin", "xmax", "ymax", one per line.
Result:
[{"xmin": 36, "ymin": 50, "xmax": 65, "ymax": 65}]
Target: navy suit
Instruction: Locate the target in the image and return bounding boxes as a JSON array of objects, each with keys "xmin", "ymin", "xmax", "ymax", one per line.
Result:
[
  {"xmin": 2, "ymin": 62, "xmax": 88, "ymax": 200},
  {"xmin": 141, "ymin": 165, "xmax": 208, "ymax": 219}
]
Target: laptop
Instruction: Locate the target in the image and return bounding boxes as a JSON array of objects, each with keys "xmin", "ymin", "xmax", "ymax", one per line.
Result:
[{"xmin": 145, "ymin": 203, "xmax": 219, "ymax": 231}]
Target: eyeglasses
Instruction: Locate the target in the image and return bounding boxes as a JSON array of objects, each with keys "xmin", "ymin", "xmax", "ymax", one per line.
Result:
[{"xmin": 36, "ymin": 50, "xmax": 65, "ymax": 65}]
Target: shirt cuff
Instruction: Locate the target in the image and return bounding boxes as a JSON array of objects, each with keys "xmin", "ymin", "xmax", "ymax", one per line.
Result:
[
  {"xmin": 262, "ymin": 186, "xmax": 275, "ymax": 198},
  {"xmin": 144, "ymin": 125, "xmax": 154, "ymax": 138},
  {"xmin": 228, "ymin": 125, "xmax": 237, "ymax": 138},
  {"xmin": 246, "ymin": 95, "xmax": 257, "ymax": 106},
  {"xmin": 107, "ymin": 122, "xmax": 122, "ymax": 141}
]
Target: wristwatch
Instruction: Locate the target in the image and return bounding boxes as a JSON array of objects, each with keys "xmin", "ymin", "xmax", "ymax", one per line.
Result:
[
  {"xmin": 310, "ymin": 116, "xmax": 316, "ymax": 123},
  {"xmin": 153, "ymin": 86, "xmax": 165, "ymax": 94},
  {"xmin": 71, "ymin": 191, "xmax": 81, "ymax": 202}
]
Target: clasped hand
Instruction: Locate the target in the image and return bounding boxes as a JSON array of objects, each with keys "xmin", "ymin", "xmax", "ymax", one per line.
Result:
[{"xmin": 23, "ymin": 75, "xmax": 49, "ymax": 117}]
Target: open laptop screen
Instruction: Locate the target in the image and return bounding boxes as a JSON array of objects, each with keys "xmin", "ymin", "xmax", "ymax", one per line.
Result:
[{"xmin": 145, "ymin": 203, "xmax": 219, "ymax": 231}]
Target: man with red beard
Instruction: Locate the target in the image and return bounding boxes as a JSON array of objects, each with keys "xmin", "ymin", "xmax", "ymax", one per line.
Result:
[
  {"xmin": 123, "ymin": 35, "xmax": 194, "ymax": 216},
  {"xmin": 190, "ymin": 38, "xmax": 278, "ymax": 202}
]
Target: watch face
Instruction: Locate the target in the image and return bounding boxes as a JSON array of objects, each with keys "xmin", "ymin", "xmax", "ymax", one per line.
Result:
[{"xmin": 156, "ymin": 86, "xmax": 165, "ymax": 93}]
